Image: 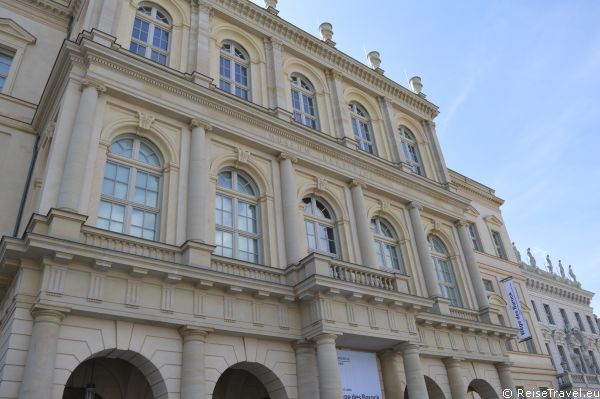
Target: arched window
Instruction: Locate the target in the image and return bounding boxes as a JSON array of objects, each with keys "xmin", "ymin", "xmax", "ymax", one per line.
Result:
[
  {"xmin": 371, "ymin": 218, "xmax": 404, "ymax": 272},
  {"xmin": 215, "ymin": 170, "xmax": 260, "ymax": 263},
  {"xmin": 399, "ymin": 126, "xmax": 424, "ymax": 176},
  {"xmin": 428, "ymin": 235, "xmax": 462, "ymax": 307},
  {"xmin": 291, "ymin": 74, "xmax": 318, "ymax": 129},
  {"xmin": 129, "ymin": 4, "xmax": 172, "ymax": 65},
  {"xmin": 303, "ymin": 196, "xmax": 337, "ymax": 256},
  {"xmin": 349, "ymin": 102, "xmax": 376, "ymax": 155},
  {"xmin": 219, "ymin": 41, "xmax": 250, "ymax": 100},
  {"xmin": 97, "ymin": 137, "xmax": 162, "ymax": 240}
]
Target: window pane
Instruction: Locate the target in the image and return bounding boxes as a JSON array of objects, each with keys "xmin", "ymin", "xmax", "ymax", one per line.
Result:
[
  {"xmin": 215, "ymin": 230, "xmax": 233, "ymax": 257},
  {"xmin": 236, "ymin": 174, "xmax": 255, "ymax": 195},
  {"xmin": 305, "ymin": 220, "xmax": 316, "ymax": 250},
  {"xmin": 220, "ymin": 80, "xmax": 231, "ymax": 92},
  {"xmin": 96, "ymin": 201, "xmax": 125, "ymax": 233},
  {"xmin": 215, "ymin": 195, "xmax": 233, "ymax": 227},
  {"xmin": 0, "ymin": 52, "xmax": 12, "ymax": 75},
  {"xmin": 130, "ymin": 209, "xmax": 156, "ymax": 240},
  {"xmin": 153, "ymin": 27, "xmax": 169, "ymax": 51},
  {"xmin": 102, "ymin": 163, "xmax": 130, "ymax": 199},
  {"xmin": 238, "ymin": 202, "xmax": 257, "ymax": 233},
  {"xmin": 138, "ymin": 142, "xmax": 160, "ymax": 166},
  {"xmin": 375, "ymin": 241, "xmax": 385, "ymax": 268},
  {"xmin": 220, "ymin": 57, "xmax": 231, "ymax": 79},
  {"xmin": 238, "ymin": 236, "xmax": 258, "ymax": 263},
  {"xmin": 111, "ymin": 139, "xmax": 134, "ymax": 158},
  {"xmin": 217, "ymin": 171, "xmax": 233, "ymax": 189}
]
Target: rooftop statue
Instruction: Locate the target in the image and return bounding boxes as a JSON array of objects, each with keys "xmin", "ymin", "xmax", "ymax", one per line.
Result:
[
  {"xmin": 558, "ymin": 260, "xmax": 566, "ymax": 279},
  {"xmin": 569, "ymin": 264, "xmax": 577, "ymax": 282},
  {"xmin": 546, "ymin": 254, "xmax": 553, "ymax": 274},
  {"xmin": 512, "ymin": 242, "xmax": 522, "ymax": 263},
  {"xmin": 527, "ymin": 248, "xmax": 537, "ymax": 267}
]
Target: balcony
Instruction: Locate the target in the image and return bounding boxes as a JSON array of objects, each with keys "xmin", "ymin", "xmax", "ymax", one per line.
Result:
[{"xmin": 558, "ymin": 372, "xmax": 600, "ymax": 390}]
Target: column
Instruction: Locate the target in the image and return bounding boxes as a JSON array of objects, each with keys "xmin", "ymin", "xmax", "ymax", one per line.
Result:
[
  {"xmin": 264, "ymin": 37, "xmax": 287, "ymax": 110},
  {"xmin": 187, "ymin": 1, "xmax": 200, "ymax": 73},
  {"xmin": 495, "ymin": 362, "xmax": 516, "ymax": 394},
  {"xmin": 443, "ymin": 357, "xmax": 467, "ymax": 399},
  {"xmin": 325, "ymin": 69, "xmax": 354, "ymax": 146},
  {"xmin": 279, "ymin": 153, "xmax": 305, "ymax": 265},
  {"xmin": 187, "ymin": 119, "xmax": 212, "ymax": 242},
  {"xmin": 380, "ymin": 350, "xmax": 404, "ymax": 399},
  {"xmin": 294, "ymin": 340, "xmax": 320, "ymax": 399},
  {"xmin": 314, "ymin": 334, "xmax": 342, "ymax": 399},
  {"xmin": 421, "ymin": 120, "xmax": 450, "ymax": 184},
  {"xmin": 399, "ymin": 343, "xmax": 429, "ymax": 399},
  {"xmin": 19, "ymin": 307, "xmax": 66, "ymax": 399},
  {"xmin": 456, "ymin": 220, "xmax": 489, "ymax": 311},
  {"xmin": 179, "ymin": 327, "xmax": 209, "ymax": 399},
  {"xmin": 377, "ymin": 96, "xmax": 403, "ymax": 164},
  {"xmin": 57, "ymin": 79, "xmax": 105, "ymax": 212},
  {"xmin": 407, "ymin": 202, "xmax": 441, "ymax": 298},
  {"xmin": 195, "ymin": 2, "xmax": 212, "ymax": 75},
  {"xmin": 349, "ymin": 180, "xmax": 377, "ymax": 267}
]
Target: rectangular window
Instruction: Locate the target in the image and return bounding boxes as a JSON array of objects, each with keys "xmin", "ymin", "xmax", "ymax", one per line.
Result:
[
  {"xmin": 0, "ymin": 49, "xmax": 15, "ymax": 92},
  {"xmin": 587, "ymin": 315, "xmax": 597, "ymax": 334},
  {"xmin": 491, "ymin": 230, "xmax": 507, "ymax": 259},
  {"xmin": 573, "ymin": 348, "xmax": 587, "ymax": 373},
  {"xmin": 575, "ymin": 312, "xmax": 585, "ymax": 331},
  {"xmin": 589, "ymin": 351, "xmax": 599, "ymax": 374},
  {"xmin": 560, "ymin": 308, "xmax": 570, "ymax": 329},
  {"xmin": 468, "ymin": 223, "xmax": 483, "ymax": 251},
  {"xmin": 525, "ymin": 339, "xmax": 536, "ymax": 354},
  {"xmin": 531, "ymin": 300, "xmax": 541, "ymax": 322},
  {"xmin": 482, "ymin": 278, "xmax": 494, "ymax": 292},
  {"xmin": 543, "ymin": 304, "xmax": 555, "ymax": 325},
  {"xmin": 505, "ymin": 339, "xmax": 513, "ymax": 352},
  {"xmin": 498, "ymin": 314, "xmax": 506, "ymax": 326},
  {"xmin": 558, "ymin": 345, "xmax": 570, "ymax": 372},
  {"xmin": 545, "ymin": 343, "xmax": 555, "ymax": 368}
]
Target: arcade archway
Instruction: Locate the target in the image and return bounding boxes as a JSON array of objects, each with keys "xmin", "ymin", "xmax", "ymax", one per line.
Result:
[
  {"xmin": 468, "ymin": 379, "xmax": 499, "ymax": 399},
  {"xmin": 213, "ymin": 361, "xmax": 288, "ymax": 399},
  {"xmin": 403, "ymin": 375, "xmax": 447, "ymax": 399}
]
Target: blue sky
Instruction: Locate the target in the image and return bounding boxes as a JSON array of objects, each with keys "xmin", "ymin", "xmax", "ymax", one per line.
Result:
[{"xmin": 252, "ymin": 0, "xmax": 600, "ymax": 309}]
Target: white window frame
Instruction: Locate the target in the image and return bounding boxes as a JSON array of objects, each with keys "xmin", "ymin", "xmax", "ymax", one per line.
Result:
[
  {"xmin": 97, "ymin": 136, "xmax": 163, "ymax": 240},
  {"xmin": 303, "ymin": 196, "xmax": 338, "ymax": 257},
  {"xmin": 371, "ymin": 217, "xmax": 405, "ymax": 272},
  {"xmin": 398, "ymin": 126, "xmax": 425, "ymax": 176},
  {"xmin": 0, "ymin": 19, "xmax": 36, "ymax": 95},
  {"xmin": 215, "ymin": 169, "xmax": 261, "ymax": 264},
  {"xmin": 129, "ymin": 4, "xmax": 172, "ymax": 65},
  {"xmin": 428, "ymin": 235, "xmax": 462, "ymax": 307},
  {"xmin": 491, "ymin": 230, "xmax": 507, "ymax": 259},
  {"xmin": 290, "ymin": 74, "xmax": 319, "ymax": 129},
  {"xmin": 349, "ymin": 102, "xmax": 377, "ymax": 155},
  {"xmin": 219, "ymin": 41, "xmax": 251, "ymax": 100}
]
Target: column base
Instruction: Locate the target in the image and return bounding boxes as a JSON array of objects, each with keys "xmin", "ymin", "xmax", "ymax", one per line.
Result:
[
  {"xmin": 431, "ymin": 296, "xmax": 451, "ymax": 316},
  {"xmin": 181, "ymin": 240, "xmax": 216, "ymax": 268}
]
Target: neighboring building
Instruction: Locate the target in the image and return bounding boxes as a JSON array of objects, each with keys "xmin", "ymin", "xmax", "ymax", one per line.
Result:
[
  {"xmin": 0, "ymin": 1, "xmax": 584, "ymax": 399},
  {"xmin": 523, "ymin": 259, "xmax": 600, "ymax": 394}
]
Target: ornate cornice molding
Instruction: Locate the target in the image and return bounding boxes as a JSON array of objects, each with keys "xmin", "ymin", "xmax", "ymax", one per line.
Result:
[
  {"xmin": 449, "ymin": 169, "xmax": 504, "ymax": 207},
  {"xmin": 206, "ymin": 0, "xmax": 439, "ymax": 120}
]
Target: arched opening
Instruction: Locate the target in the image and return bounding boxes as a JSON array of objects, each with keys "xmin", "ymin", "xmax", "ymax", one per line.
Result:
[
  {"xmin": 62, "ymin": 349, "xmax": 167, "ymax": 399},
  {"xmin": 468, "ymin": 379, "xmax": 499, "ymax": 399},
  {"xmin": 213, "ymin": 362, "xmax": 288, "ymax": 399},
  {"xmin": 404, "ymin": 376, "xmax": 446, "ymax": 399}
]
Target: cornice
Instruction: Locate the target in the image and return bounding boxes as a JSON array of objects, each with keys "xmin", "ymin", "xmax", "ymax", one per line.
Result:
[
  {"xmin": 206, "ymin": 0, "xmax": 439, "ymax": 120},
  {"xmin": 449, "ymin": 169, "xmax": 504, "ymax": 206},
  {"xmin": 35, "ymin": 34, "xmax": 471, "ymax": 217},
  {"xmin": 1, "ymin": 0, "xmax": 77, "ymax": 29},
  {"xmin": 523, "ymin": 264, "xmax": 593, "ymax": 305}
]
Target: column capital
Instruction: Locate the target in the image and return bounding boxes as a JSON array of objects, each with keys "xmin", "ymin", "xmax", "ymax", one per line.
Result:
[
  {"xmin": 313, "ymin": 333, "xmax": 338, "ymax": 345},
  {"xmin": 264, "ymin": 36, "xmax": 284, "ymax": 50},
  {"xmin": 408, "ymin": 201, "xmax": 423, "ymax": 212},
  {"xmin": 81, "ymin": 78, "xmax": 106, "ymax": 94},
  {"xmin": 278, "ymin": 152, "xmax": 298, "ymax": 163},
  {"xmin": 179, "ymin": 326, "xmax": 212, "ymax": 341},
  {"xmin": 377, "ymin": 95, "xmax": 393, "ymax": 106},
  {"xmin": 495, "ymin": 361, "xmax": 514, "ymax": 370},
  {"xmin": 442, "ymin": 356, "xmax": 464, "ymax": 367},
  {"xmin": 397, "ymin": 342, "xmax": 420, "ymax": 353},
  {"xmin": 293, "ymin": 339, "xmax": 316, "ymax": 351},
  {"xmin": 325, "ymin": 68, "xmax": 344, "ymax": 80},
  {"xmin": 349, "ymin": 179, "xmax": 367, "ymax": 189},
  {"xmin": 455, "ymin": 219, "xmax": 469, "ymax": 229},
  {"xmin": 190, "ymin": 118, "xmax": 212, "ymax": 131},
  {"xmin": 31, "ymin": 304, "xmax": 69, "ymax": 325}
]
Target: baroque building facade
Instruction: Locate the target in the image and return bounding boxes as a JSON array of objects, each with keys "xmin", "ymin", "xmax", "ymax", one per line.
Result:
[{"xmin": 0, "ymin": 0, "xmax": 578, "ymax": 398}]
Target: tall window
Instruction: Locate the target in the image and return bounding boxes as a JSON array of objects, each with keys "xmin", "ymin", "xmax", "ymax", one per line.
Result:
[
  {"xmin": 586, "ymin": 315, "xmax": 597, "ymax": 334},
  {"xmin": 531, "ymin": 300, "xmax": 541, "ymax": 322},
  {"xmin": 0, "ymin": 49, "xmax": 14, "ymax": 92},
  {"xmin": 349, "ymin": 102, "xmax": 376, "ymax": 155},
  {"xmin": 371, "ymin": 218, "xmax": 404, "ymax": 272},
  {"xmin": 290, "ymin": 74, "xmax": 318, "ymax": 129},
  {"xmin": 482, "ymin": 279, "xmax": 494, "ymax": 292},
  {"xmin": 491, "ymin": 230, "xmax": 507, "ymax": 259},
  {"xmin": 559, "ymin": 308, "xmax": 570, "ymax": 329},
  {"xmin": 589, "ymin": 351, "xmax": 599, "ymax": 374},
  {"xmin": 525, "ymin": 339, "xmax": 536, "ymax": 354},
  {"xmin": 468, "ymin": 223, "xmax": 483, "ymax": 251},
  {"xmin": 303, "ymin": 196, "xmax": 337, "ymax": 256},
  {"xmin": 558, "ymin": 345, "xmax": 570, "ymax": 371},
  {"xmin": 544, "ymin": 304, "xmax": 555, "ymax": 325},
  {"xmin": 573, "ymin": 348, "xmax": 587, "ymax": 373},
  {"xmin": 398, "ymin": 126, "xmax": 424, "ymax": 176},
  {"xmin": 219, "ymin": 41, "xmax": 250, "ymax": 100},
  {"xmin": 428, "ymin": 235, "xmax": 462, "ymax": 307},
  {"xmin": 215, "ymin": 170, "xmax": 260, "ymax": 263},
  {"xmin": 575, "ymin": 312, "xmax": 585, "ymax": 331},
  {"xmin": 129, "ymin": 5, "xmax": 171, "ymax": 65},
  {"xmin": 97, "ymin": 137, "xmax": 162, "ymax": 240}
]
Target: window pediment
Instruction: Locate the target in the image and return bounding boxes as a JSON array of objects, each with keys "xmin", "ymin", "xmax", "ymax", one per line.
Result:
[
  {"xmin": 0, "ymin": 19, "xmax": 36, "ymax": 47},
  {"xmin": 484, "ymin": 214, "xmax": 504, "ymax": 227}
]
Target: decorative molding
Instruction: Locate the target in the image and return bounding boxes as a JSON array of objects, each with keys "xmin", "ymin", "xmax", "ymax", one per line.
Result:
[
  {"xmin": 137, "ymin": 112, "xmax": 156, "ymax": 131},
  {"xmin": 0, "ymin": 18, "xmax": 37, "ymax": 44},
  {"xmin": 235, "ymin": 147, "xmax": 252, "ymax": 165},
  {"xmin": 484, "ymin": 215, "xmax": 504, "ymax": 227},
  {"xmin": 125, "ymin": 279, "xmax": 141, "ymax": 308},
  {"xmin": 277, "ymin": 152, "xmax": 297, "ymax": 163},
  {"xmin": 87, "ymin": 272, "xmax": 104, "ymax": 303},
  {"xmin": 190, "ymin": 118, "xmax": 213, "ymax": 131},
  {"xmin": 315, "ymin": 176, "xmax": 329, "ymax": 193},
  {"xmin": 81, "ymin": 78, "xmax": 107, "ymax": 94}
]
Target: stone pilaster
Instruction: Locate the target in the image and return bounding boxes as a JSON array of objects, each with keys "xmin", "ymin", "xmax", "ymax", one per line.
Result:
[
  {"xmin": 380, "ymin": 349, "xmax": 404, "ymax": 399},
  {"xmin": 314, "ymin": 333, "xmax": 342, "ymax": 399},
  {"xmin": 19, "ymin": 306, "xmax": 68, "ymax": 399},
  {"xmin": 264, "ymin": 37, "xmax": 287, "ymax": 110},
  {"xmin": 179, "ymin": 326, "xmax": 210, "ymax": 399},
  {"xmin": 349, "ymin": 179, "xmax": 377, "ymax": 267},
  {"xmin": 279, "ymin": 153, "xmax": 305, "ymax": 265},
  {"xmin": 421, "ymin": 119, "xmax": 450, "ymax": 184},
  {"xmin": 455, "ymin": 220, "xmax": 490, "ymax": 314},
  {"xmin": 293, "ymin": 340, "xmax": 320, "ymax": 399},
  {"xmin": 187, "ymin": 119, "xmax": 212, "ymax": 243},
  {"xmin": 325, "ymin": 69, "xmax": 354, "ymax": 147},
  {"xmin": 57, "ymin": 79, "xmax": 105, "ymax": 212},
  {"xmin": 407, "ymin": 202, "xmax": 441, "ymax": 298},
  {"xmin": 443, "ymin": 357, "xmax": 467, "ymax": 399},
  {"xmin": 399, "ymin": 343, "xmax": 429, "ymax": 399},
  {"xmin": 377, "ymin": 96, "xmax": 402, "ymax": 164}
]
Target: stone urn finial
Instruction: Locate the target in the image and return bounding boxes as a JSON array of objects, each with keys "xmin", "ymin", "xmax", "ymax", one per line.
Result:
[
  {"xmin": 409, "ymin": 76, "xmax": 424, "ymax": 96},
  {"xmin": 319, "ymin": 22, "xmax": 335, "ymax": 46},
  {"xmin": 264, "ymin": 0, "xmax": 278, "ymax": 14},
  {"xmin": 367, "ymin": 51, "xmax": 384, "ymax": 74}
]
